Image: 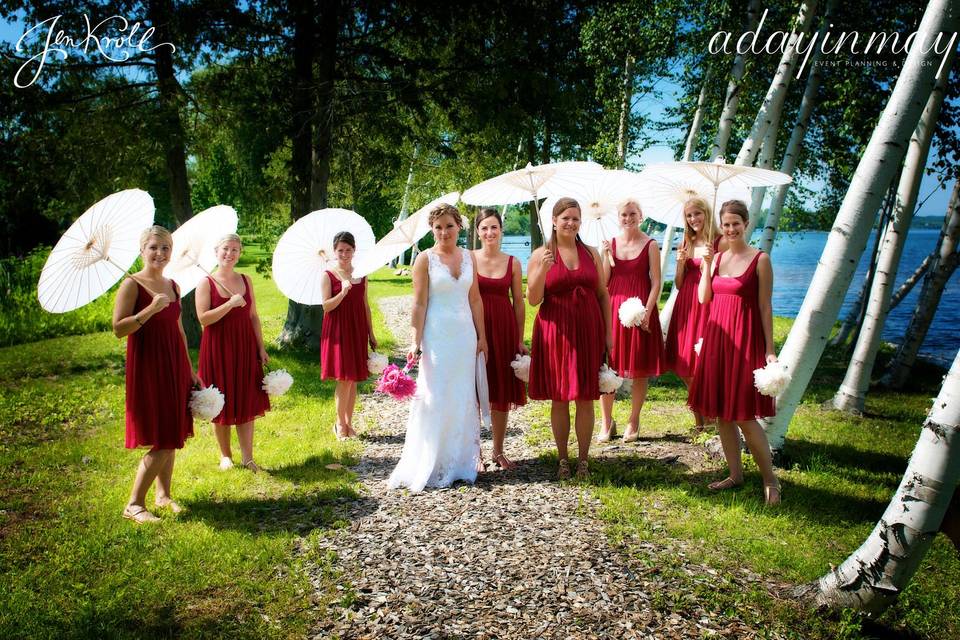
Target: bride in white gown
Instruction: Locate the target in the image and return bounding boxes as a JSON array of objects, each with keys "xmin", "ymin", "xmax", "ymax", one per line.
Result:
[{"xmin": 388, "ymin": 204, "xmax": 489, "ymax": 493}]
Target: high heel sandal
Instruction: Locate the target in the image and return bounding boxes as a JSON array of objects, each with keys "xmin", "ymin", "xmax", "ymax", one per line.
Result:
[
  {"xmin": 764, "ymin": 482, "xmax": 782, "ymax": 506},
  {"xmin": 492, "ymin": 452, "xmax": 516, "ymax": 470},
  {"xmin": 622, "ymin": 422, "xmax": 639, "ymax": 443},
  {"xmin": 557, "ymin": 459, "xmax": 571, "ymax": 480},
  {"xmin": 597, "ymin": 419, "xmax": 616, "ymax": 443}
]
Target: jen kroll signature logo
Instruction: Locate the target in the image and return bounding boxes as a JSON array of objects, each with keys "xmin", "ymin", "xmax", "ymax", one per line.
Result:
[
  {"xmin": 708, "ymin": 9, "xmax": 958, "ymax": 79},
  {"xmin": 13, "ymin": 14, "xmax": 176, "ymax": 88}
]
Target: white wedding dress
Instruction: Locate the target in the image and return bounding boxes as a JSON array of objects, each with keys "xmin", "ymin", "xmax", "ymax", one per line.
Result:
[{"xmin": 388, "ymin": 248, "xmax": 481, "ymax": 493}]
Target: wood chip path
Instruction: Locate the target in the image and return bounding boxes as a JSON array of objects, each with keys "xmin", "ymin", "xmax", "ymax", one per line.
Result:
[{"xmin": 303, "ymin": 296, "xmax": 783, "ymax": 639}]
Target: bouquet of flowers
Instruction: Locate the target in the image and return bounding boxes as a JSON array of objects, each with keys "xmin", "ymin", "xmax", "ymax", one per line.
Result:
[
  {"xmin": 510, "ymin": 354, "xmax": 531, "ymax": 383},
  {"xmin": 262, "ymin": 369, "xmax": 294, "ymax": 396},
  {"xmin": 599, "ymin": 363, "xmax": 624, "ymax": 394},
  {"xmin": 753, "ymin": 361, "xmax": 790, "ymax": 397},
  {"xmin": 617, "ymin": 297, "xmax": 646, "ymax": 328},
  {"xmin": 376, "ymin": 363, "xmax": 417, "ymax": 400},
  {"xmin": 190, "ymin": 385, "xmax": 225, "ymax": 420},
  {"xmin": 367, "ymin": 351, "xmax": 389, "ymax": 376}
]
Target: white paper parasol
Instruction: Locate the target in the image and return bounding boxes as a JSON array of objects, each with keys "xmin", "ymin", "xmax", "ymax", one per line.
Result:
[
  {"xmin": 272, "ymin": 208, "xmax": 375, "ymax": 305},
  {"xmin": 163, "ymin": 205, "xmax": 238, "ymax": 296},
  {"xmin": 352, "ymin": 192, "xmax": 460, "ymax": 278},
  {"xmin": 461, "ymin": 161, "xmax": 604, "ymax": 237},
  {"xmin": 37, "ymin": 189, "xmax": 155, "ymax": 313},
  {"xmin": 636, "ymin": 170, "xmax": 750, "ymax": 228}
]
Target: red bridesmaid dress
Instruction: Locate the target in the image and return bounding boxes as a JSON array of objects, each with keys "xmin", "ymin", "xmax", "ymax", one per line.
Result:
[
  {"xmin": 125, "ymin": 280, "xmax": 194, "ymax": 449},
  {"xmin": 320, "ymin": 272, "xmax": 370, "ymax": 381},
  {"xmin": 607, "ymin": 238, "xmax": 664, "ymax": 378},
  {"xmin": 198, "ymin": 275, "xmax": 270, "ymax": 425},
  {"xmin": 665, "ymin": 238, "xmax": 718, "ymax": 378},
  {"xmin": 478, "ymin": 255, "xmax": 527, "ymax": 412},
  {"xmin": 529, "ymin": 242, "xmax": 604, "ymax": 401},
  {"xmin": 688, "ymin": 251, "xmax": 775, "ymax": 421}
]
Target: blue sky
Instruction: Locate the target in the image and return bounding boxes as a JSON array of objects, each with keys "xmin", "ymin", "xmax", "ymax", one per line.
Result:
[{"xmin": 2, "ymin": 10, "xmax": 953, "ymax": 221}]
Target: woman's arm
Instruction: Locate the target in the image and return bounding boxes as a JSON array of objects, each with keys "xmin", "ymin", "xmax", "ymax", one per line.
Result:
[
  {"xmin": 363, "ymin": 278, "xmax": 377, "ymax": 351},
  {"xmin": 510, "ymin": 257, "xmax": 527, "ymax": 354},
  {"xmin": 600, "ymin": 240, "xmax": 612, "ymax": 286},
  {"xmin": 112, "ymin": 278, "xmax": 167, "ymax": 339},
  {"xmin": 643, "ymin": 241, "xmax": 662, "ymax": 332},
  {"xmin": 196, "ymin": 277, "xmax": 244, "ymax": 327},
  {"xmin": 526, "ymin": 247, "xmax": 551, "ymax": 306},
  {"xmin": 408, "ymin": 252, "xmax": 429, "ymax": 360},
  {"xmin": 674, "ymin": 241, "xmax": 688, "ymax": 290},
  {"xmin": 245, "ymin": 275, "xmax": 269, "ymax": 364},
  {"xmin": 320, "ymin": 271, "xmax": 350, "ymax": 313},
  {"xmin": 757, "ymin": 253, "xmax": 776, "ymax": 362},
  {"xmin": 589, "ymin": 246, "xmax": 613, "ymax": 355},
  {"xmin": 698, "ymin": 246, "xmax": 715, "ymax": 305},
  {"xmin": 468, "ymin": 252, "xmax": 488, "ymax": 359}
]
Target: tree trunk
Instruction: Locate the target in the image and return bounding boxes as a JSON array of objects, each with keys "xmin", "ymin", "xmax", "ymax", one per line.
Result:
[
  {"xmin": 744, "ymin": 115, "xmax": 782, "ymax": 239},
  {"xmin": 942, "ymin": 485, "xmax": 960, "ymax": 552},
  {"xmin": 848, "ymin": 188, "xmax": 897, "ymax": 349},
  {"xmin": 616, "ymin": 54, "xmax": 634, "ymax": 169},
  {"xmin": 278, "ymin": 0, "xmax": 322, "ymax": 351},
  {"xmin": 881, "ymin": 180, "xmax": 960, "ymax": 389},
  {"xmin": 762, "ymin": 0, "xmax": 957, "ymax": 452},
  {"xmin": 311, "ymin": 0, "xmax": 339, "ymax": 211},
  {"xmin": 393, "ymin": 145, "xmax": 419, "ymax": 268},
  {"xmin": 759, "ymin": 1, "xmax": 832, "ymax": 254},
  {"xmin": 734, "ymin": 1, "xmax": 818, "ymax": 167},
  {"xmin": 809, "ymin": 345, "xmax": 960, "ymax": 613},
  {"xmin": 889, "ymin": 251, "xmax": 934, "ymax": 310},
  {"xmin": 710, "ymin": 0, "xmax": 762, "ymax": 161},
  {"xmin": 832, "ymin": 50, "xmax": 955, "ymax": 413}
]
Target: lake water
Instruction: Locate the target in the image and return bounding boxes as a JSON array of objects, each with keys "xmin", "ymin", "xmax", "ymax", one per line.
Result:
[{"xmin": 499, "ymin": 229, "xmax": 959, "ymax": 366}]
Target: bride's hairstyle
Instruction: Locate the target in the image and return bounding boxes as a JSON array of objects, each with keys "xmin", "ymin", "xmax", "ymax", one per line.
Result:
[
  {"xmin": 428, "ymin": 203, "xmax": 464, "ymax": 229},
  {"xmin": 332, "ymin": 231, "xmax": 356, "ymax": 248},
  {"xmin": 476, "ymin": 207, "xmax": 502, "ymax": 228}
]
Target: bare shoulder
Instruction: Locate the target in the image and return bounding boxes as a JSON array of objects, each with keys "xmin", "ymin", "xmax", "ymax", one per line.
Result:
[
  {"xmin": 584, "ymin": 244, "xmax": 601, "ymax": 261},
  {"xmin": 756, "ymin": 251, "xmax": 772, "ymax": 268}
]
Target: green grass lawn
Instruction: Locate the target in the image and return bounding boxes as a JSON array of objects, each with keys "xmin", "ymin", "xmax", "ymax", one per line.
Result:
[{"xmin": 1, "ymin": 254, "xmax": 957, "ymax": 639}]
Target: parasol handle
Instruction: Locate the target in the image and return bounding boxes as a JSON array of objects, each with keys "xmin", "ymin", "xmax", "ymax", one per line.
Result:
[
  {"xmin": 100, "ymin": 254, "xmax": 160, "ymax": 298},
  {"xmin": 600, "ymin": 227, "xmax": 615, "ymax": 267},
  {"xmin": 531, "ymin": 194, "xmax": 549, "ymax": 245},
  {"xmin": 197, "ymin": 264, "xmax": 238, "ymax": 297}
]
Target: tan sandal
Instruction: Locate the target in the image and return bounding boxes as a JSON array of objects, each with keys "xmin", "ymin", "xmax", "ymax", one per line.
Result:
[
  {"xmin": 154, "ymin": 499, "xmax": 184, "ymax": 514},
  {"xmin": 123, "ymin": 505, "xmax": 160, "ymax": 524},
  {"xmin": 708, "ymin": 477, "xmax": 743, "ymax": 491},
  {"xmin": 557, "ymin": 459, "xmax": 571, "ymax": 480},
  {"xmin": 764, "ymin": 482, "xmax": 782, "ymax": 506},
  {"xmin": 492, "ymin": 452, "xmax": 516, "ymax": 470},
  {"xmin": 242, "ymin": 460, "xmax": 260, "ymax": 474},
  {"xmin": 575, "ymin": 459, "xmax": 590, "ymax": 480}
]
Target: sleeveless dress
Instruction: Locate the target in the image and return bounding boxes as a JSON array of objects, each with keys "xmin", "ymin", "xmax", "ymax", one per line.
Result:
[
  {"xmin": 198, "ymin": 275, "xmax": 270, "ymax": 425},
  {"xmin": 665, "ymin": 238, "xmax": 718, "ymax": 378},
  {"xmin": 607, "ymin": 238, "xmax": 664, "ymax": 378},
  {"xmin": 529, "ymin": 242, "xmax": 604, "ymax": 401},
  {"xmin": 125, "ymin": 281, "xmax": 194, "ymax": 449},
  {"xmin": 688, "ymin": 251, "xmax": 775, "ymax": 422},
  {"xmin": 388, "ymin": 248, "xmax": 481, "ymax": 493},
  {"xmin": 320, "ymin": 272, "xmax": 370, "ymax": 381},
  {"xmin": 477, "ymin": 255, "xmax": 527, "ymax": 412}
]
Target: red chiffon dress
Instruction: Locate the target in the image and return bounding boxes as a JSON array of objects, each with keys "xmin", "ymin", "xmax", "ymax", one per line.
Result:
[
  {"xmin": 665, "ymin": 238, "xmax": 718, "ymax": 378},
  {"xmin": 198, "ymin": 275, "xmax": 270, "ymax": 425},
  {"xmin": 607, "ymin": 238, "xmax": 664, "ymax": 378},
  {"xmin": 688, "ymin": 251, "xmax": 775, "ymax": 422},
  {"xmin": 478, "ymin": 255, "xmax": 527, "ymax": 412},
  {"xmin": 125, "ymin": 280, "xmax": 194, "ymax": 449},
  {"xmin": 529, "ymin": 242, "xmax": 604, "ymax": 401},
  {"xmin": 320, "ymin": 272, "xmax": 370, "ymax": 381}
]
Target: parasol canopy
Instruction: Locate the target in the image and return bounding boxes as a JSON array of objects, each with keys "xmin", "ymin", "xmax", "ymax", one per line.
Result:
[{"xmin": 163, "ymin": 205, "xmax": 238, "ymax": 296}]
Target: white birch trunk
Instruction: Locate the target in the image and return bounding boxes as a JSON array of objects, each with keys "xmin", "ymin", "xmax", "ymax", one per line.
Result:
[
  {"xmin": 890, "ymin": 251, "xmax": 934, "ymax": 310},
  {"xmin": 617, "ymin": 54, "xmax": 634, "ymax": 170},
  {"xmin": 710, "ymin": 0, "xmax": 763, "ymax": 161},
  {"xmin": 832, "ymin": 48, "xmax": 955, "ymax": 413},
  {"xmin": 812, "ymin": 347, "xmax": 960, "ymax": 613},
  {"xmin": 744, "ymin": 117, "xmax": 782, "ymax": 239},
  {"xmin": 882, "ymin": 180, "xmax": 960, "ymax": 389},
  {"xmin": 395, "ymin": 145, "xmax": 418, "ymax": 267},
  {"xmin": 734, "ymin": 1, "xmax": 818, "ymax": 167},
  {"xmin": 762, "ymin": 0, "xmax": 958, "ymax": 452}
]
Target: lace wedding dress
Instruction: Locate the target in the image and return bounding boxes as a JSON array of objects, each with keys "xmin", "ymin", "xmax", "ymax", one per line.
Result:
[{"xmin": 388, "ymin": 248, "xmax": 481, "ymax": 493}]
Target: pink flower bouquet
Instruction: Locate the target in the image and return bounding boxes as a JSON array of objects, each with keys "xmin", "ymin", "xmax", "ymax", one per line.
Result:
[{"xmin": 375, "ymin": 363, "xmax": 417, "ymax": 400}]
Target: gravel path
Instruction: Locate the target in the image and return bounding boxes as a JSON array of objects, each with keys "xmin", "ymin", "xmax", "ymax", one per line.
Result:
[{"xmin": 304, "ymin": 296, "xmax": 782, "ymax": 639}]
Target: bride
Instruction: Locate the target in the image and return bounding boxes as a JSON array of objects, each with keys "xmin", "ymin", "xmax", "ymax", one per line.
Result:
[{"xmin": 388, "ymin": 204, "xmax": 489, "ymax": 493}]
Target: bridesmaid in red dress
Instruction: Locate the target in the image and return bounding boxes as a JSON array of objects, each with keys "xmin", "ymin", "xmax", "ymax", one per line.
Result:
[
  {"xmin": 664, "ymin": 197, "xmax": 725, "ymax": 431},
  {"xmin": 196, "ymin": 234, "xmax": 271, "ymax": 473},
  {"xmin": 528, "ymin": 197, "xmax": 612, "ymax": 480},
  {"xmin": 688, "ymin": 200, "xmax": 780, "ymax": 505},
  {"xmin": 320, "ymin": 231, "xmax": 377, "ymax": 440},
  {"xmin": 112, "ymin": 226, "xmax": 200, "ymax": 524},
  {"xmin": 473, "ymin": 208, "xmax": 527, "ymax": 470},
  {"xmin": 598, "ymin": 199, "xmax": 665, "ymax": 443}
]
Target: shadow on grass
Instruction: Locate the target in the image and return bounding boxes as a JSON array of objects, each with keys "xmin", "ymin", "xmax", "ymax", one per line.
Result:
[
  {"xmin": 780, "ymin": 438, "xmax": 908, "ymax": 478},
  {"xmin": 183, "ymin": 487, "xmax": 363, "ymax": 534},
  {"xmin": 271, "ymin": 452, "xmax": 359, "ymax": 484}
]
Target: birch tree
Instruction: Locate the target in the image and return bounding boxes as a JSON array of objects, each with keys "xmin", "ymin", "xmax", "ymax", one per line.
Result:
[
  {"xmin": 882, "ymin": 180, "xmax": 960, "ymax": 389},
  {"xmin": 763, "ymin": 0, "xmax": 959, "ymax": 452},
  {"xmin": 810, "ymin": 345, "xmax": 960, "ymax": 613},
  {"xmin": 744, "ymin": 118, "xmax": 782, "ymax": 239},
  {"xmin": 832, "ymin": 48, "xmax": 956, "ymax": 413}
]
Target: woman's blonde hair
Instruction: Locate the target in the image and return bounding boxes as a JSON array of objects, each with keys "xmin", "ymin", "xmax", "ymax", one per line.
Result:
[
  {"xmin": 427, "ymin": 203, "xmax": 464, "ymax": 229},
  {"xmin": 682, "ymin": 196, "xmax": 718, "ymax": 249},
  {"xmin": 139, "ymin": 225, "xmax": 173, "ymax": 251},
  {"xmin": 616, "ymin": 198, "xmax": 643, "ymax": 216},
  {"xmin": 215, "ymin": 233, "xmax": 242, "ymax": 250}
]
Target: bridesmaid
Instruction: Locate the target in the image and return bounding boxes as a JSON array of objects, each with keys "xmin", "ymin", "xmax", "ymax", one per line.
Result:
[
  {"xmin": 688, "ymin": 200, "xmax": 780, "ymax": 505},
  {"xmin": 473, "ymin": 208, "xmax": 527, "ymax": 470},
  {"xmin": 112, "ymin": 225, "xmax": 199, "ymax": 523},
  {"xmin": 196, "ymin": 233, "xmax": 271, "ymax": 472},
  {"xmin": 598, "ymin": 199, "xmax": 665, "ymax": 442},
  {"xmin": 528, "ymin": 197, "xmax": 612, "ymax": 480},
  {"xmin": 320, "ymin": 231, "xmax": 377, "ymax": 440},
  {"xmin": 665, "ymin": 197, "xmax": 725, "ymax": 431}
]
